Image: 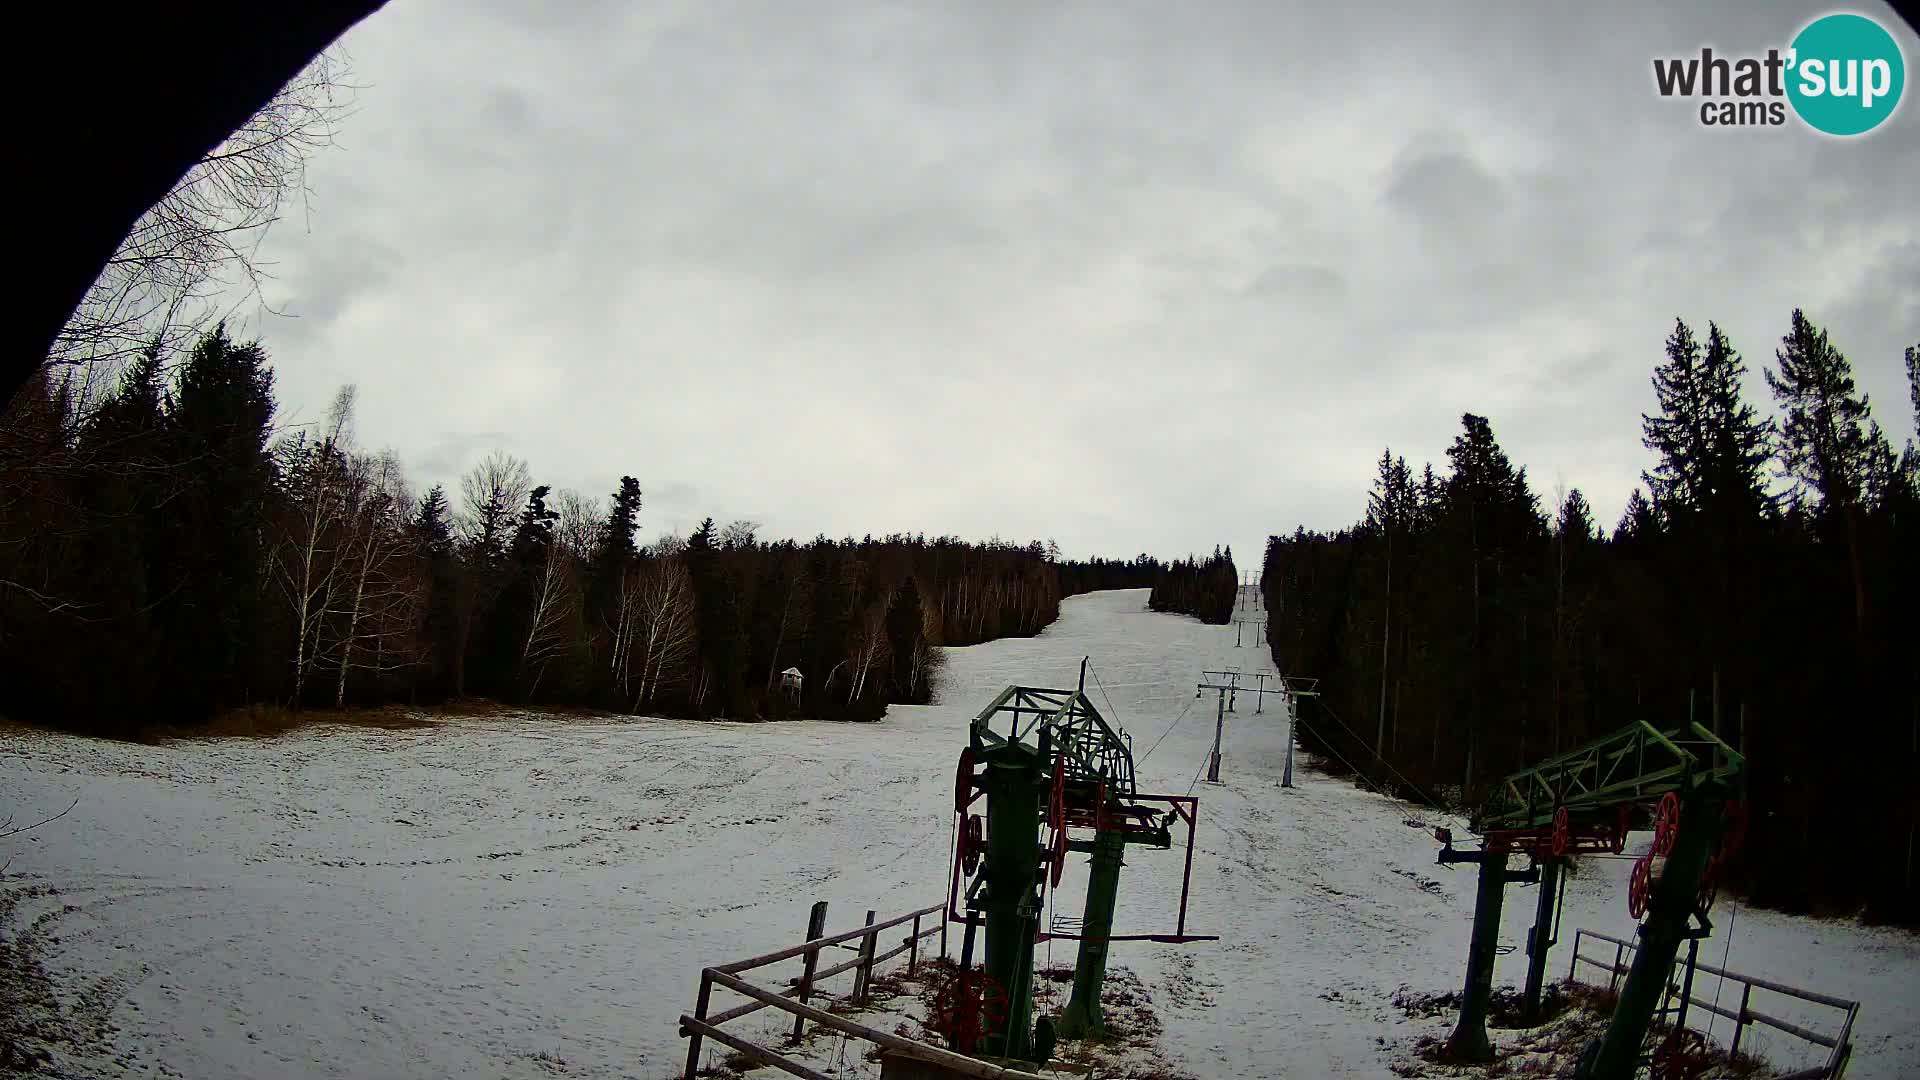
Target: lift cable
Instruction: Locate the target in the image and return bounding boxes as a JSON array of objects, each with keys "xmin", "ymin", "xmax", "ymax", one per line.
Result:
[
  {"xmin": 1137, "ymin": 695, "xmax": 1197, "ymax": 765},
  {"xmin": 1305, "ymin": 696, "xmax": 1449, "ymax": 814}
]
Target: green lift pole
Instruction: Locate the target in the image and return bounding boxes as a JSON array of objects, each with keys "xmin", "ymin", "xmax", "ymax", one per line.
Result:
[
  {"xmin": 1522, "ymin": 857, "xmax": 1562, "ymax": 1025},
  {"xmin": 1579, "ymin": 789, "xmax": 1726, "ymax": 1080},
  {"xmin": 1057, "ymin": 819, "xmax": 1126, "ymax": 1037},
  {"xmin": 1439, "ymin": 843, "xmax": 1539, "ymax": 1062},
  {"xmin": 978, "ymin": 741, "xmax": 1045, "ymax": 1061}
]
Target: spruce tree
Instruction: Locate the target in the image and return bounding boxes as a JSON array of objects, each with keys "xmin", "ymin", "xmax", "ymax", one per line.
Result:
[
  {"xmin": 1767, "ymin": 310, "xmax": 1872, "ymax": 513},
  {"xmin": 413, "ymin": 485, "xmax": 462, "ymax": 698},
  {"xmin": 1767, "ymin": 310, "xmax": 1875, "ymax": 639},
  {"xmin": 157, "ymin": 324, "xmax": 277, "ymax": 718}
]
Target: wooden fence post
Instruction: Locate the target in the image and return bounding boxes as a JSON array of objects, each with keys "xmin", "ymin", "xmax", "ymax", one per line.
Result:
[
  {"xmin": 683, "ymin": 970, "xmax": 714, "ymax": 1080},
  {"xmin": 1730, "ymin": 983, "xmax": 1753, "ymax": 1058},
  {"xmin": 853, "ymin": 909, "xmax": 878, "ymax": 1003},
  {"xmin": 790, "ymin": 900, "xmax": 829, "ymax": 1043},
  {"xmin": 908, "ymin": 912, "xmax": 922, "ymax": 974}
]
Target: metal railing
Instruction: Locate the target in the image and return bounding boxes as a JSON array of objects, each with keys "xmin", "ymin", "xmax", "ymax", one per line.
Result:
[
  {"xmin": 1567, "ymin": 927, "xmax": 1860, "ymax": 1079},
  {"xmin": 678, "ymin": 900, "xmax": 1047, "ymax": 1080}
]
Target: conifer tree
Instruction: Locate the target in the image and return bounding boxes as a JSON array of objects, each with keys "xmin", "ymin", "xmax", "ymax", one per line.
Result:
[
  {"xmin": 1768, "ymin": 310, "xmax": 1875, "ymax": 638},
  {"xmin": 159, "ymin": 324, "xmax": 277, "ymax": 717}
]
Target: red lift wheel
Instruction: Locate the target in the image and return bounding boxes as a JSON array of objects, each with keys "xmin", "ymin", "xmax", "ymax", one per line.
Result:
[
  {"xmin": 1551, "ymin": 806, "xmax": 1571, "ymax": 857},
  {"xmin": 1628, "ymin": 853, "xmax": 1654, "ymax": 919},
  {"xmin": 1653, "ymin": 792, "xmax": 1681, "ymax": 857},
  {"xmin": 1650, "ymin": 1027, "xmax": 1713, "ymax": 1080},
  {"xmin": 1049, "ymin": 808, "xmax": 1069, "ymax": 887},
  {"xmin": 1697, "ymin": 852, "xmax": 1722, "ymax": 914},
  {"xmin": 1721, "ymin": 798, "xmax": 1749, "ymax": 858},
  {"xmin": 959, "ymin": 814, "xmax": 984, "ymax": 877},
  {"xmin": 931, "ymin": 969, "xmax": 1009, "ymax": 1055},
  {"xmin": 954, "ymin": 747, "xmax": 976, "ymax": 815},
  {"xmin": 1048, "ymin": 757, "xmax": 1066, "ymax": 837}
]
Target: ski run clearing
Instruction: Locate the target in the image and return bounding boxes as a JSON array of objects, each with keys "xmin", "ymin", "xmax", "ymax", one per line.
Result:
[{"xmin": 2, "ymin": 589, "xmax": 1915, "ymax": 1079}]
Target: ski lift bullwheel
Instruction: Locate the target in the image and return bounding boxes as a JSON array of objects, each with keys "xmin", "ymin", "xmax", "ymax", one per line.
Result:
[
  {"xmin": 1653, "ymin": 792, "xmax": 1681, "ymax": 857},
  {"xmin": 1049, "ymin": 807, "xmax": 1069, "ymax": 887},
  {"xmin": 1720, "ymin": 798, "xmax": 1749, "ymax": 858},
  {"xmin": 958, "ymin": 813, "xmax": 984, "ymax": 877},
  {"xmin": 1650, "ymin": 1027, "xmax": 1713, "ymax": 1080},
  {"xmin": 1048, "ymin": 757, "xmax": 1066, "ymax": 837},
  {"xmin": 1696, "ymin": 853, "xmax": 1722, "ymax": 915},
  {"xmin": 932, "ymin": 969, "xmax": 1008, "ymax": 1055},
  {"xmin": 1628, "ymin": 853, "xmax": 1654, "ymax": 920},
  {"xmin": 954, "ymin": 746, "xmax": 977, "ymax": 815},
  {"xmin": 1552, "ymin": 806, "xmax": 1571, "ymax": 857}
]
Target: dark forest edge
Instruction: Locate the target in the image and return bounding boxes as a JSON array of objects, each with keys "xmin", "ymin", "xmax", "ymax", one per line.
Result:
[
  {"xmin": 0, "ymin": 326, "xmax": 1178, "ymax": 736},
  {"xmin": 1263, "ymin": 311, "xmax": 1919, "ymax": 926},
  {"xmin": 1147, "ymin": 547, "xmax": 1240, "ymax": 624}
]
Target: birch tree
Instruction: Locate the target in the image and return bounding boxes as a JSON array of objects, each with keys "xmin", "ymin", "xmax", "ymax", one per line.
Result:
[
  {"xmin": 632, "ymin": 556, "xmax": 696, "ymax": 710},
  {"xmin": 330, "ymin": 449, "xmax": 420, "ymax": 707},
  {"xmin": 846, "ymin": 602, "xmax": 889, "ymax": 704},
  {"xmin": 271, "ymin": 387, "xmax": 354, "ymax": 706}
]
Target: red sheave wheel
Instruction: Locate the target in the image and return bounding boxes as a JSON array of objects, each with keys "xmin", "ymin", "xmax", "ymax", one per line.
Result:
[
  {"xmin": 931, "ymin": 969, "xmax": 1009, "ymax": 1055},
  {"xmin": 1048, "ymin": 757, "xmax": 1066, "ymax": 837},
  {"xmin": 1654, "ymin": 792, "xmax": 1681, "ymax": 857},
  {"xmin": 1720, "ymin": 798, "xmax": 1749, "ymax": 858},
  {"xmin": 954, "ymin": 747, "xmax": 976, "ymax": 815},
  {"xmin": 1050, "ymin": 809, "xmax": 1068, "ymax": 887},
  {"xmin": 1696, "ymin": 853, "xmax": 1722, "ymax": 914},
  {"xmin": 1552, "ymin": 806, "xmax": 1571, "ymax": 857},
  {"xmin": 1628, "ymin": 853, "xmax": 1654, "ymax": 919},
  {"xmin": 1650, "ymin": 1027, "xmax": 1712, "ymax": 1080},
  {"xmin": 959, "ymin": 814, "xmax": 984, "ymax": 877}
]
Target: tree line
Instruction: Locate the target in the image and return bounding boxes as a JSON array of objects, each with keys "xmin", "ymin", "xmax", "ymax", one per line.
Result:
[
  {"xmin": 0, "ymin": 326, "xmax": 1168, "ymax": 734},
  {"xmin": 1147, "ymin": 547, "xmax": 1240, "ymax": 624},
  {"xmin": 1263, "ymin": 311, "xmax": 1918, "ymax": 925}
]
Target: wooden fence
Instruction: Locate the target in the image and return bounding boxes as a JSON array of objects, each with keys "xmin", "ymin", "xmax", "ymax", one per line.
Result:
[
  {"xmin": 1566, "ymin": 927, "xmax": 1860, "ymax": 1079},
  {"xmin": 678, "ymin": 900, "xmax": 1048, "ymax": 1080}
]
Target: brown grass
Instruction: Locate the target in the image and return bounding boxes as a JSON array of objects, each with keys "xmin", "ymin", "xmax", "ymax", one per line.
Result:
[{"xmin": 140, "ymin": 702, "xmax": 439, "ymax": 742}]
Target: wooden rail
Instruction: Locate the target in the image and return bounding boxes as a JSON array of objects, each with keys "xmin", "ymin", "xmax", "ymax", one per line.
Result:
[
  {"xmin": 682, "ymin": 899, "xmax": 995, "ymax": 1080},
  {"xmin": 1567, "ymin": 928, "xmax": 1860, "ymax": 1078}
]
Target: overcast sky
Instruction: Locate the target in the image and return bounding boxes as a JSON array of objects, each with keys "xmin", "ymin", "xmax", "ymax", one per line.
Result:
[{"xmin": 237, "ymin": 1, "xmax": 1919, "ymax": 573}]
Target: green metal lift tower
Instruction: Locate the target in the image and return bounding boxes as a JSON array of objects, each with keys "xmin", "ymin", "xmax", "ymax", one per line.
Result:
[
  {"xmin": 938, "ymin": 665, "xmax": 1213, "ymax": 1063},
  {"xmin": 1432, "ymin": 719, "xmax": 1746, "ymax": 1079}
]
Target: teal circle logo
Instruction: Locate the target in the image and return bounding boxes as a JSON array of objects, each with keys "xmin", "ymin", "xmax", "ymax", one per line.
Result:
[{"xmin": 1787, "ymin": 13, "xmax": 1905, "ymax": 136}]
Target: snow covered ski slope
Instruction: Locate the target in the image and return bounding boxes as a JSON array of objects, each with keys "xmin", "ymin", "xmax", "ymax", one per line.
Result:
[{"xmin": 2, "ymin": 589, "xmax": 1915, "ymax": 1078}]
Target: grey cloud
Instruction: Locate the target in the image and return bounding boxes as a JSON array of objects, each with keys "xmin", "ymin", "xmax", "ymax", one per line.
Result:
[{"xmin": 228, "ymin": 0, "xmax": 1920, "ymax": 569}]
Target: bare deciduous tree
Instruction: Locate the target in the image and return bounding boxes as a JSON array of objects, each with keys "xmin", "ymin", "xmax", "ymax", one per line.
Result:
[
  {"xmin": 553, "ymin": 489, "xmax": 605, "ymax": 563},
  {"xmin": 720, "ymin": 519, "xmax": 762, "ymax": 550},
  {"xmin": 50, "ymin": 54, "xmax": 356, "ymax": 416},
  {"xmin": 520, "ymin": 544, "xmax": 578, "ymax": 698},
  {"xmin": 631, "ymin": 556, "xmax": 696, "ymax": 711},
  {"xmin": 329, "ymin": 449, "xmax": 420, "ymax": 707},
  {"xmin": 459, "ymin": 451, "xmax": 531, "ymax": 558},
  {"xmin": 846, "ymin": 602, "xmax": 889, "ymax": 705},
  {"xmin": 271, "ymin": 386, "xmax": 355, "ymax": 706}
]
